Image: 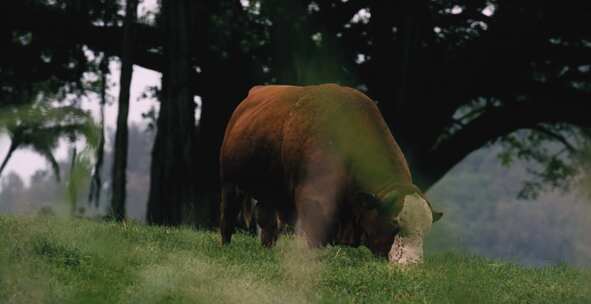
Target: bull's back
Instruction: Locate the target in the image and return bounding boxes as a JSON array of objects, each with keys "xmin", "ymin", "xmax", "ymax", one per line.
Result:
[
  {"xmin": 221, "ymin": 83, "xmax": 412, "ymax": 199},
  {"xmin": 281, "ymin": 84, "xmax": 412, "ymax": 191}
]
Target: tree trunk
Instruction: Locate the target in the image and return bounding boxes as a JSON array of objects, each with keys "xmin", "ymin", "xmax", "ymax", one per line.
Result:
[
  {"xmin": 369, "ymin": 0, "xmax": 434, "ymax": 190},
  {"xmin": 110, "ymin": 0, "xmax": 138, "ymax": 221},
  {"xmin": 195, "ymin": 85, "xmax": 248, "ymax": 227},
  {"xmin": 193, "ymin": 0, "xmax": 256, "ymax": 227},
  {"xmin": 67, "ymin": 146, "xmax": 78, "ymax": 215},
  {"xmin": 146, "ymin": 0, "xmax": 196, "ymax": 226},
  {"xmin": 89, "ymin": 56, "xmax": 108, "ymax": 207},
  {"xmin": 368, "ymin": 0, "xmax": 397, "ymax": 114},
  {"xmin": 0, "ymin": 141, "xmax": 18, "ymax": 179}
]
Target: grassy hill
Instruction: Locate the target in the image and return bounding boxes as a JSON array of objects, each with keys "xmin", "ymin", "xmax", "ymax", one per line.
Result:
[{"xmin": 1, "ymin": 216, "xmax": 589, "ymax": 304}]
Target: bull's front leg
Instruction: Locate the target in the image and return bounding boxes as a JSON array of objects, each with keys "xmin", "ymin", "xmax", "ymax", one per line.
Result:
[
  {"xmin": 293, "ymin": 150, "xmax": 342, "ymax": 248},
  {"xmin": 295, "ymin": 198, "xmax": 331, "ymax": 248},
  {"xmin": 293, "ymin": 184, "xmax": 339, "ymax": 248}
]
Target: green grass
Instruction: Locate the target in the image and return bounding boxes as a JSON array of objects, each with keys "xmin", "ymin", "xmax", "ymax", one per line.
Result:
[{"xmin": 1, "ymin": 215, "xmax": 589, "ymax": 304}]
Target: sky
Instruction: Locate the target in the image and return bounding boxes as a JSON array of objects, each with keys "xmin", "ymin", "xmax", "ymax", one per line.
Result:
[
  {"xmin": 0, "ymin": 0, "xmax": 161, "ymax": 186},
  {"xmin": 0, "ymin": 65, "xmax": 160, "ymax": 187}
]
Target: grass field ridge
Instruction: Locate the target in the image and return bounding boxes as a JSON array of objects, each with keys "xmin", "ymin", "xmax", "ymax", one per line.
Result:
[{"xmin": 1, "ymin": 215, "xmax": 589, "ymax": 304}]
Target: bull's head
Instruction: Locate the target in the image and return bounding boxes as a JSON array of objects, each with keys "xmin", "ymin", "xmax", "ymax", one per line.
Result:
[{"xmin": 357, "ymin": 187, "xmax": 442, "ymax": 265}]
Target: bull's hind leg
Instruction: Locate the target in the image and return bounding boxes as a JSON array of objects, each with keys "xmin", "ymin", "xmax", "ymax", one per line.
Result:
[
  {"xmin": 220, "ymin": 184, "xmax": 241, "ymax": 245},
  {"xmin": 254, "ymin": 202, "xmax": 279, "ymax": 247},
  {"xmin": 240, "ymin": 196, "xmax": 258, "ymax": 235}
]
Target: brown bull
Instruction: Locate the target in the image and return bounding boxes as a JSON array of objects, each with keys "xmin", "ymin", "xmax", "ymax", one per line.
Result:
[{"xmin": 220, "ymin": 84, "xmax": 442, "ymax": 265}]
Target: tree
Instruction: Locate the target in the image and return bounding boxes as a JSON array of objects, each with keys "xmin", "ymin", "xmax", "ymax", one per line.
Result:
[
  {"xmin": 578, "ymin": 142, "xmax": 591, "ymax": 199},
  {"xmin": 146, "ymin": 0, "xmax": 197, "ymax": 225},
  {"xmin": 88, "ymin": 57, "xmax": 109, "ymax": 207},
  {"xmin": 1, "ymin": 0, "xmax": 589, "ymax": 224},
  {"xmin": 0, "ymin": 0, "xmax": 116, "ymax": 187},
  {"xmin": 110, "ymin": 0, "xmax": 139, "ymax": 221},
  {"xmin": 270, "ymin": 0, "xmax": 591, "ymax": 194}
]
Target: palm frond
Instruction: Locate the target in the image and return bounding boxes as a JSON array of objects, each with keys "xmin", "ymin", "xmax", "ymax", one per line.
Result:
[{"xmin": 0, "ymin": 102, "xmax": 99, "ymax": 181}]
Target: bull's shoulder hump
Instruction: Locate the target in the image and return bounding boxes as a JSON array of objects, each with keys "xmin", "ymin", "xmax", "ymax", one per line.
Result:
[
  {"xmin": 247, "ymin": 85, "xmax": 301, "ymax": 98},
  {"xmin": 304, "ymin": 83, "xmax": 378, "ymax": 110}
]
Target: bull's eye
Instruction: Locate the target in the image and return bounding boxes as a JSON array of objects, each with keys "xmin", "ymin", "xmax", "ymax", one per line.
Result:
[{"xmin": 392, "ymin": 219, "xmax": 400, "ymax": 229}]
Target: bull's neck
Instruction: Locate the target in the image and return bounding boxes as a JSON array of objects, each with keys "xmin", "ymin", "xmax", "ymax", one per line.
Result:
[
  {"xmin": 354, "ymin": 160, "xmax": 412, "ymax": 200},
  {"xmin": 372, "ymin": 176, "xmax": 411, "ymax": 200}
]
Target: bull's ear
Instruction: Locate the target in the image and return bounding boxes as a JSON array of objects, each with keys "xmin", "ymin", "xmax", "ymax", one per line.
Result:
[
  {"xmin": 418, "ymin": 194, "xmax": 443, "ymax": 223},
  {"xmin": 432, "ymin": 210, "xmax": 443, "ymax": 222},
  {"xmin": 355, "ymin": 192, "xmax": 380, "ymax": 210}
]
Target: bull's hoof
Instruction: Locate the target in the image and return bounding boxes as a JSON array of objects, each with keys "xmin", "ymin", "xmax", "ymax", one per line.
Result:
[
  {"xmin": 260, "ymin": 231, "xmax": 278, "ymax": 247},
  {"xmin": 221, "ymin": 234, "xmax": 232, "ymax": 245},
  {"xmin": 261, "ymin": 240, "xmax": 275, "ymax": 248}
]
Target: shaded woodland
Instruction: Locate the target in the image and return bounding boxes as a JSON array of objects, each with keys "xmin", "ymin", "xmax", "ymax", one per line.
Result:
[{"xmin": 0, "ymin": 0, "xmax": 590, "ymax": 227}]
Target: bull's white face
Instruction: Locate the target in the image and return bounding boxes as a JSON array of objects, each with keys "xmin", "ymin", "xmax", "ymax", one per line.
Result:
[{"xmin": 388, "ymin": 193, "xmax": 433, "ymax": 265}]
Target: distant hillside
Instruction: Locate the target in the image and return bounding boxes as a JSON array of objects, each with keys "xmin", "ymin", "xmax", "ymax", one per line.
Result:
[{"xmin": 427, "ymin": 146, "xmax": 591, "ymax": 266}]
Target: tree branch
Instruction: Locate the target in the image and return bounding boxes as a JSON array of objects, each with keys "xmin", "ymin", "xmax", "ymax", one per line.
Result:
[
  {"xmin": 426, "ymin": 7, "xmax": 591, "ymax": 130},
  {"xmin": 0, "ymin": 140, "xmax": 18, "ymax": 179},
  {"xmin": 418, "ymin": 88, "xmax": 591, "ymax": 188},
  {"xmin": 531, "ymin": 125, "xmax": 577, "ymax": 153},
  {"xmin": 1, "ymin": 1, "xmax": 219, "ymax": 95},
  {"xmin": 1, "ymin": 2, "xmax": 163, "ymax": 72}
]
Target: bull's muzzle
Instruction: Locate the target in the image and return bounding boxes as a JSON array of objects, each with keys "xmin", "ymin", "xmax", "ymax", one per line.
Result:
[
  {"xmin": 388, "ymin": 193, "xmax": 432, "ymax": 265},
  {"xmin": 388, "ymin": 234, "xmax": 424, "ymax": 265}
]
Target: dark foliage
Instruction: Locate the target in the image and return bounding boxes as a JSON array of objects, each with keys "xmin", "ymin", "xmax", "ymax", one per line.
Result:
[{"xmin": 1, "ymin": 0, "xmax": 589, "ymax": 225}]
